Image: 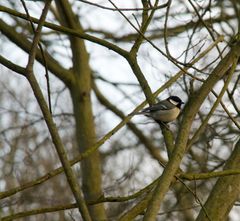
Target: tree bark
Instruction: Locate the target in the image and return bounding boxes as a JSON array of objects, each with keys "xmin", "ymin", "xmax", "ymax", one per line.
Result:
[{"xmin": 196, "ymin": 138, "xmax": 240, "ymax": 221}]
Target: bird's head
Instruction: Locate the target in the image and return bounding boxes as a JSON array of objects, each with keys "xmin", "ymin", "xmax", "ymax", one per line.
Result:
[{"xmin": 168, "ymin": 96, "xmax": 184, "ymax": 108}]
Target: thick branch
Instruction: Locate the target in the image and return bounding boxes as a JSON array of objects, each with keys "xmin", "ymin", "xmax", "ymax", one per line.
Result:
[{"xmin": 196, "ymin": 138, "xmax": 240, "ymax": 221}]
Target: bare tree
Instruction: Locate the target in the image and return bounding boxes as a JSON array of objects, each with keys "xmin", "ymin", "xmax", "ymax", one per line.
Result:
[{"xmin": 0, "ymin": 0, "xmax": 240, "ymax": 220}]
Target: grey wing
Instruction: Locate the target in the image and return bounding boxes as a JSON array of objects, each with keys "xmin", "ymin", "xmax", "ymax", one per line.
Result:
[{"xmin": 141, "ymin": 100, "xmax": 175, "ymax": 113}]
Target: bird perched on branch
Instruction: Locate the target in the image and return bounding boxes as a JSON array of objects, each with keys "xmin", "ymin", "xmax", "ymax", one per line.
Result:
[{"xmin": 133, "ymin": 96, "xmax": 184, "ymax": 123}]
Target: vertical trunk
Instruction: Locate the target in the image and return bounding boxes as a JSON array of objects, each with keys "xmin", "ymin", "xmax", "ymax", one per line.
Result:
[
  {"xmin": 71, "ymin": 88, "xmax": 106, "ymax": 220},
  {"xmin": 69, "ymin": 37, "xmax": 106, "ymax": 220},
  {"xmin": 54, "ymin": 1, "xmax": 106, "ymax": 219}
]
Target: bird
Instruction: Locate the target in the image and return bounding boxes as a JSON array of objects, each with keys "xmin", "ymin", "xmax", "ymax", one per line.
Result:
[{"xmin": 133, "ymin": 96, "xmax": 184, "ymax": 123}]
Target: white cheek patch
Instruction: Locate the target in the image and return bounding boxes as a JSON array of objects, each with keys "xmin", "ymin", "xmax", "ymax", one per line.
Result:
[{"xmin": 169, "ymin": 99, "xmax": 178, "ymax": 105}]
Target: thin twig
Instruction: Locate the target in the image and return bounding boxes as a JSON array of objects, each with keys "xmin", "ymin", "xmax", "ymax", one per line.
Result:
[
  {"xmin": 78, "ymin": 0, "xmax": 168, "ymax": 11},
  {"xmin": 21, "ymin": 0, "xmax": 52, "ymax": 114}
]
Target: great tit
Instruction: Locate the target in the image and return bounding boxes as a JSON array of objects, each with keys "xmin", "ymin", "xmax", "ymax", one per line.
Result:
[{"xmin": 133, "ymin": 96, "xmax": 184, "ymax": 123}]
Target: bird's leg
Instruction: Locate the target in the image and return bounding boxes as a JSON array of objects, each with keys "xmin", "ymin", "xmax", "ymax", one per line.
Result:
[{"xmin": 156, "ymin": 120, "xmax": 170, "ymax": 130}]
